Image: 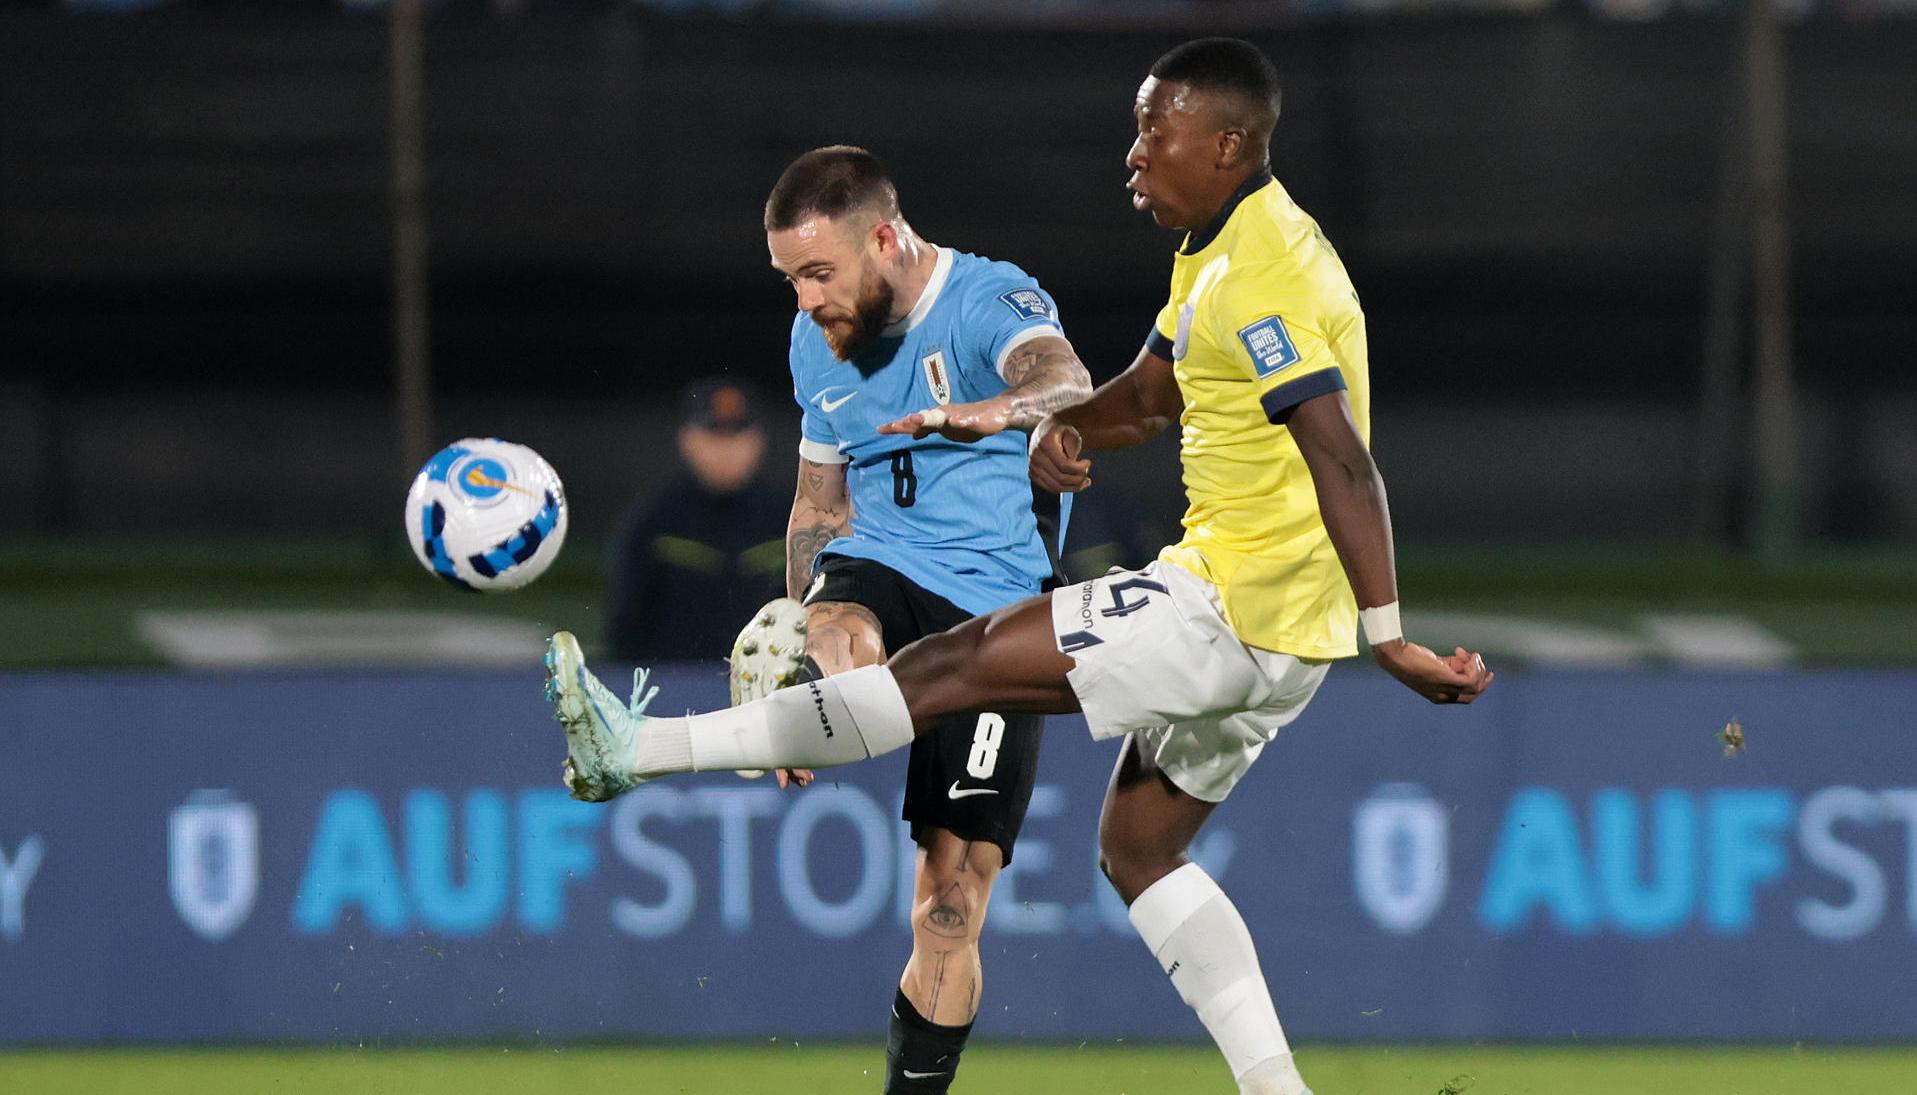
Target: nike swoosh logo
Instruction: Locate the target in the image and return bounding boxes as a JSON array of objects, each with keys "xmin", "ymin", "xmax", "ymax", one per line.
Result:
[
  {"xmin": 947, "ymin": 781, "xmax": 998, "ymax": 800},
  {"xmin": 819, "ymin": 391, "xmax": 858, "ymax": 412},
  {"xmin": 902, "ymin": 1070, "xmax": 950, "ymax": 1080},
  {"xmin": 463, "ymin": 468, "xmax": 530, "ymax": 495}
]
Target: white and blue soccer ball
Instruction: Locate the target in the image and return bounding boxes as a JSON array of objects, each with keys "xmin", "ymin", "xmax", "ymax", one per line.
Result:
[{"xmin": 405, "ymin": 438, "xmax": 569, "ymax": 592}]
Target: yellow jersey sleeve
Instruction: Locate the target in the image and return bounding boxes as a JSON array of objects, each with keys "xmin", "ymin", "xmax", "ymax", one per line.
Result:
[
  {"xmin": 1146, "ymin": 299, "xmax": 1178, "ymax": 360},
  {"xmin": 1207, "ymin": 269, "xmax": 1349, "ymax": 425}
]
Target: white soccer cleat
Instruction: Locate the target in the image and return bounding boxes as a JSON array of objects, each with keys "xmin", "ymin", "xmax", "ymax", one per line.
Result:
[
  {"xmin": 544, "ymin": 631, "xmax": 659, "ymax": 802},
  {"xmin": 727, "ymin": 597, "xmax": 810, "ymax": 779}
]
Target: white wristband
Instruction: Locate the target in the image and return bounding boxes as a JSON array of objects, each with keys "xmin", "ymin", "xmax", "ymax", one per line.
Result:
[{"xmin": 1359, "ymin": 601, "xmax": 1403, "ymax": 646}]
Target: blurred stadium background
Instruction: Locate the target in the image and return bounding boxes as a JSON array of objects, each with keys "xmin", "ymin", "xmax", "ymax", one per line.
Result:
[{"xmin": 3, "ymin": 0, "xmax": 1915, "ymax": 1091}]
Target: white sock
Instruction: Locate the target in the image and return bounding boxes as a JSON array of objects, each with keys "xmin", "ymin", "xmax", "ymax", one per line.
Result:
[
  {"xmin": 1236, "ymin": 1057, "xmax": 1310, "ymax": 1095},
  {"xmin": 632, "ymin": 665, "xmax": 916, "ymax": 777},
  {"xmin": 1127, "ymin": 863, "xmax": 1306, "ymax": 1095}
]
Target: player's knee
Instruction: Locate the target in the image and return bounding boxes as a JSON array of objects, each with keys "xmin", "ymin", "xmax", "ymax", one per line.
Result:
[
  {"xmin": 806, "ymin": 623, "xmax": 857, "ymax": 675},
  {"xmin": 1097, "ymin": 831, "xmax": 1185, "ymax": 906},
  {"xmin": 910, "ymin": 834, "xmax": 999, "ymax": 945},
  {"xmin": 1101, "ymin": 858, "xmax": 1175, "ymax": 907},
  {"xmin": 1097, "ymin": 848, "xmax": 1145, "ymax": 904},
  {"xmin": 912, "ymin": 869, "xmax": 989, "ymax": 946}
]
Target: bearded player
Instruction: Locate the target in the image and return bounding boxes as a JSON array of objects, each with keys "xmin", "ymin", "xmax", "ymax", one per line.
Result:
[
  {"xmin": 548, "ymin": 41, "xmax": 1491, "ymax": 1095},
  {"xmin": 695, "ymin": 145, "xmax": 1091, "ymax": 1093}
]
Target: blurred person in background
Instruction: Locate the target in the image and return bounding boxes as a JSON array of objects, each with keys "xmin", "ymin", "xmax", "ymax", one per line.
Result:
[{"xmin": 602, "ymin": 379, "xmax": 787, "ymax": 661}]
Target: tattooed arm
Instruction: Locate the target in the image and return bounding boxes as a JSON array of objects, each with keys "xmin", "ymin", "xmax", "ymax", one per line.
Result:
[
  {"xmin": 876, "ymin": 334, "xmax": 1092, "ymax": 442},
  {"xmin": 787, "ymin": 456, "xmax": 852, "ymax": 600},
  {"xmin": 997, "ymin": 334, "xmax": 1096, "ymax": 432}
]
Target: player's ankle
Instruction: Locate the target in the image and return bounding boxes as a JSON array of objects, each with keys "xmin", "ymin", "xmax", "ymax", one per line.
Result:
[
  {"xmin": 885, "ymin": 988, "xmax": 973, "ymax": 1094},
  {"xmin": 1236, "ymin": 1053, "xmax": 1308, "ymax": 1095}
]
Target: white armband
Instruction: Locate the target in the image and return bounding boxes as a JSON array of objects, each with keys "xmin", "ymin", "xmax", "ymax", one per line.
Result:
[{"xmin": 1359, "ymin": 601, "xmax": 1403, "ymax": 646}]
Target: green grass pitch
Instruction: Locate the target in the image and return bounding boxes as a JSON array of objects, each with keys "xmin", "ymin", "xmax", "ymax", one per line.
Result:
[{"xmin": 2, "ymin": 1044, "xmax": 1911, "ymax": 1094}]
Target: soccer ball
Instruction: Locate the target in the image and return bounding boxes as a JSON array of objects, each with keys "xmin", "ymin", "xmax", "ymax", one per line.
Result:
[{"xmin": 405, "ymin": 438, "xmax": 569, "ymax": 592}]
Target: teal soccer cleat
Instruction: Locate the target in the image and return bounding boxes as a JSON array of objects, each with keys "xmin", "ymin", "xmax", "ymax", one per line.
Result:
[{"xmin": 544, "ymin": 630, "xmax": 660, "ymax": 802}]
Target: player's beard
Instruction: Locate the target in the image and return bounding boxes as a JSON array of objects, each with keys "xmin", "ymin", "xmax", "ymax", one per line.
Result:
[{"xmin": 817, "ymin": 270, "xmax": 895, "ymax": 361}]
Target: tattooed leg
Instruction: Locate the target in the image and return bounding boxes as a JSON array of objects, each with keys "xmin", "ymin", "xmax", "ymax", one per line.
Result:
[
  {"xmin": 887, "ymin": 829, "xmax": 1002, "ymax": 1092},
  {"xmin": 900, "ymin": 830, "xmax": 1001, "ymax": 1026}
]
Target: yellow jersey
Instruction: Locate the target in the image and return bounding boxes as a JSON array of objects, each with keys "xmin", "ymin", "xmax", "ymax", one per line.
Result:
[{"xmin": 1147, "ymin": 170, "xmax": 1370, "ymax": 659}]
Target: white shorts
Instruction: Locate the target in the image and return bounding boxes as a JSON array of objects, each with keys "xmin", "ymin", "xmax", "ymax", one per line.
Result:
[{"xmin": 1050, "ymin": 560, "xmax": 1330, "ymax": 803}]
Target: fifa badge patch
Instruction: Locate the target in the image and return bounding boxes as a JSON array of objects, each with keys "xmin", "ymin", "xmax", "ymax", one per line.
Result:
[
  {"xmin": 921, "ymin": 349, "xmax": 952, "ymax": 405},
  {"xmin": 997, "ymin": 288, "xmax": 1053, "ymax": 321},
  {"xmin": 1172, "ymin": 303, "xmax": 1195, "ymax": 361},
  {"xmin": 1238, "ymin": 315, "xmax": 1301, "ymax": 377}
]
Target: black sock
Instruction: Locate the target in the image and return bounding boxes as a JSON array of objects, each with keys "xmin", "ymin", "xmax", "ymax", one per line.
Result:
[
  {"xmin": 797, "ymin": 655, "xmax": 825, "ymax": 684},
  {"xmin": 885, "ymin": 988, "xmax": 973, "ymax": 1094}
]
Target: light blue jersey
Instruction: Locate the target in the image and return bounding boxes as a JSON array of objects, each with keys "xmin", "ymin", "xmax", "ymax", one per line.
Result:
[{"xmin": 791, "ymin": 246, "xmax": 1071, "ymax": 616}]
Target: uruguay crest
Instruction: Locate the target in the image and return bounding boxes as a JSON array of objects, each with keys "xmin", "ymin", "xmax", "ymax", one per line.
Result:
[{"xmin": 921, "ymin": 349, "xmax": 952, "ymax": 405}]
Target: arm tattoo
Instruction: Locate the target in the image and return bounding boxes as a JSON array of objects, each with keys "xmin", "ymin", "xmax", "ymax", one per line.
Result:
[
  {"xmin": 786, "ymin": 521, "xmax": 841, "ymax": 600},
  {"xmin": 1000, "ymin": 339, "xmax": 1093, "ymax": 431},
  {"xmin": 787, "ymin": 458, "xmax": 851, "ymax": 599}
]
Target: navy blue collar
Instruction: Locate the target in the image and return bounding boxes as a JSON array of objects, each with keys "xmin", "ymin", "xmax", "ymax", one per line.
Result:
[{"xmin": 1179, "ymin": 168, "xmax": 1275, "ymax": 256}]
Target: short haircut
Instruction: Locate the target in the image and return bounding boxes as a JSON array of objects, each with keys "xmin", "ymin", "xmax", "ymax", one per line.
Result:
[
  {"xmin": 1150, "ymin": 37, "xmax": 1282, "ymax": 142},
  {"xmin": 764, "ymin": 145, "xmax": 900, "ymax": 233}
]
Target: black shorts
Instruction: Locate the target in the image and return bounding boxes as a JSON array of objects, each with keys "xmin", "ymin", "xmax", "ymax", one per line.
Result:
[{"xmin": 806, "ymin": 553, "xmax": 1043, "ymax": 866}]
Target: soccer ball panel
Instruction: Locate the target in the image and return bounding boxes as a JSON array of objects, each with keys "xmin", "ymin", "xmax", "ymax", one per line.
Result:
[{"xmin": 405, "ymin": 438, "xmax": 568, "ymax": 592}]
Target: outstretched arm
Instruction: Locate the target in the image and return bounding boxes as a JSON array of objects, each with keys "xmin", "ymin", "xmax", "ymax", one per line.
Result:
[
  {"xmin": 877, "ymin": 334, "xmax": 1092, "ymax": 442},
  {"xmin": 1001, "ymin": 333, "xmax": 1098, "ymax": 430},
  {"xmin": 1057, "ymin": 343, "xmax": 1182, "ymax": 450},
  {"xmin": 1028, "ymin": 343, "xmax": 1182, "ymax": 493},
  {"xmin": 787, "ymin": 456, "xmax": 851, "ymax": 600},
  {"xmin": 1287, "ymin": 390, "xmax": 1493, "ymax": 705}
]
